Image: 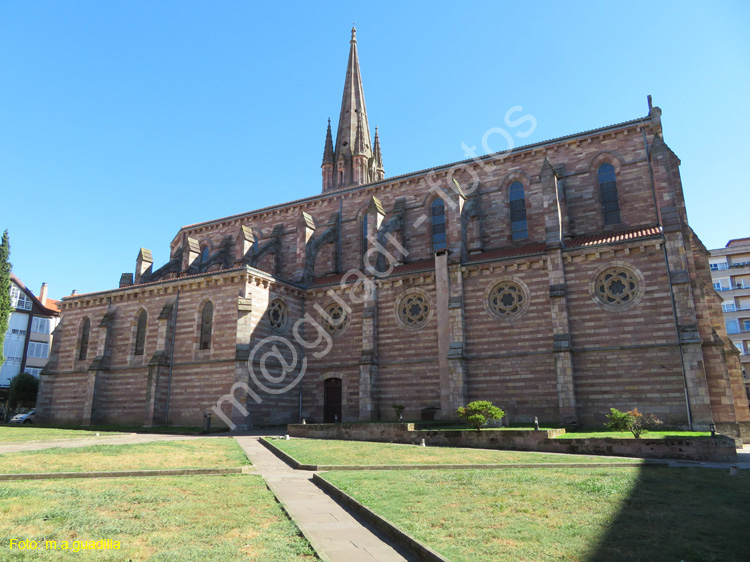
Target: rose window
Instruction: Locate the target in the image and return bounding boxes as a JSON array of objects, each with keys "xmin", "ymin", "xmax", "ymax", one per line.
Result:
[
  {"xmin": 487, "ymin": 281, "xmax": 526, "ymax": 318},
  {"xmin": 595, "ymin": 268, "xmax": 639, "ymax": 306},
  {"xmin": 398, "ymin": 293, "xmax": 431, "ymax": 328},
  {"xmin": 268, "ymin": 299, "xmax": 288, "ymax": 333},
  {"xmin": 323, "ymin": 303, "xmax": 349, "ymax": 336}
]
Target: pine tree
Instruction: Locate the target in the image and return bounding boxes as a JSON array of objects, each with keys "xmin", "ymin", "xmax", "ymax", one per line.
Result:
[{"xmin": 0, "ymin": 230, "xmax": 11, "ymax": 366}]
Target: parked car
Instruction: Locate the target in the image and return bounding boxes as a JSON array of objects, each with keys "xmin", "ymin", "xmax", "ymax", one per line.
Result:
[{"xmin": 9, "ymin": 410, "xmax": 35, "ymax": 424}]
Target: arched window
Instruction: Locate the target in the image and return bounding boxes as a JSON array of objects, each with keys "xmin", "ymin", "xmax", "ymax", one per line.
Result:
[
  {"xmin": 134, "ymin": 310, "xmax": 147, "ymax": 356},
  {"xmin": 79, "ymin": 318, "xmax": 90, "ymax": 361},
  {"xmin": 598, "ymin": 163, "xmax": 621, "ymax": 225},
  {"xmin": 200, "ymin": 246, "xmax": 210, "ymax": 264},
  {"xmin": 509, "ymin": 181, "xmax": 528, "ymax": 240},
  {"xmin": 199, "ymin": 302, "xmax": 213, "ymax": 350},
  {"xmin": 431, "ymin": 199, "xmax": 447, "ymax": 251},
  {"xmin": 361, "ymin": 213, "xmax": 368, "ymax": 256},
  {"xmin": 253, "ymin": 235, "xmax": 259, "ymax": 253}
]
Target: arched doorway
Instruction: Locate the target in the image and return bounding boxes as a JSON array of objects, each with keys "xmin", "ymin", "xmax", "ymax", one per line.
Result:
[{"xmin": 323, "ymin": 378, "xmax": 342, "ymax": 423}]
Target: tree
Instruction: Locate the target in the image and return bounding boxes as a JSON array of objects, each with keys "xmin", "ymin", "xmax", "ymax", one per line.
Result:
[
  {"xmin": 605, "ymin": 407, "xmax": 663, "ymax": 438},
  {"xmin": 9, "ymin": 372, "xmax": 39, "ymax": 409},
  {"xmin": 0, "ymin": 230, "xmax": 11, "ymax": 367},
  {"xmin": 457, "ymin": 400, "xmax": 505, "ymax": 432}
]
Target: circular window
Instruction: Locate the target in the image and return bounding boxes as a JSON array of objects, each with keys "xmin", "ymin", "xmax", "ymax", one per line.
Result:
[
  {"xmin": 485, "ymin": 279, "xmax": 529, "ymax": 320},
  {"xmin": 396, "ymin": 291, "xmax": 432, "ymax": 329},
  {"xmin": 268, "ymin": 299, "xmax": 288, "ymax": 333},
  {"xmin": 322, "ymin": 302, "xmax": 349, "ymax": 336},
  {"xmin": 590, "ymin": 263, "xmax": 645, "ymax": 312}
]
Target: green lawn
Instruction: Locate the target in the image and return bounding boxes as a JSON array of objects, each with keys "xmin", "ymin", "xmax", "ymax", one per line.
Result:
[
  {"xmin": 266, "ymin": 438, "xmax": 641, "ymax": 466},
  {"xmin": 0, "ymin": 426, "xmax": 125, "ymax": 443},
  {"xmin": 0, "ymin": 474, "xmax": 316, "ymax": 561},
  {"xmin": 555, "ymin": 430, "xmax": 711, "ymax": 439},
  {"xmin": 0, "ymin": 439, "xmax": 249, "ymax": 474},
  {"xmin": 321, "ymin": 468, "xmax": 750, "ymax": 562}
]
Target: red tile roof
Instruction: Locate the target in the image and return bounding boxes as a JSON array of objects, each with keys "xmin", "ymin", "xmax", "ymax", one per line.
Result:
[{"xmin": 567, "ymin": 226, "xmax": 662, "ymax": 248}]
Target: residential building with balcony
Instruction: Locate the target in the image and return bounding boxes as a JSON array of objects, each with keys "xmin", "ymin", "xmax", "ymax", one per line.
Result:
[
  {"xmin": 1, "ymin": 274, "xmax": 61, "ymax": 402},
  {"xmin": 710, "ymin": 237, "xmax": 750, "ymax": 400}
]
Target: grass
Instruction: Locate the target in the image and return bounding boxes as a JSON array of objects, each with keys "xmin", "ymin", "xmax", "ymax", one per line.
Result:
[
  {"xmin": 555, "ymin": 430, "xmax": 711, "ymax": 439},
  {"xmin": 0, "ymin": 439, "xmax": 250, "ymax": 474},
  {"xmin": 266, "ymin": 438, "xmax": 641, "ymax": 466},
  {"xmin": 412, "ymin": 420, "xmax": 561, "ymax": 431},
  {"xmin": 0, "ymin": 474, "xmax": 316, "ymax": 561},
  {"xmin": 0, "ymin": 426, "xmax": 125, "ymax": 443},
  {"xmin": 321, "ymin": 467, "xmax": 750, "ymax": 562}
]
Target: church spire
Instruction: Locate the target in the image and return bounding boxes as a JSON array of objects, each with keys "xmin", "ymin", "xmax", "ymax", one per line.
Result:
[{"xmin": 321, "ymin": 26, "xmax": 384, "ymax": 192}]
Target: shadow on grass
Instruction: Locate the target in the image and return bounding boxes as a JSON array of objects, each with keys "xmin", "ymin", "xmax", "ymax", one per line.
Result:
[{"xmin": 585, "ymin": 467, "xmax": 750, "ymax": 562}]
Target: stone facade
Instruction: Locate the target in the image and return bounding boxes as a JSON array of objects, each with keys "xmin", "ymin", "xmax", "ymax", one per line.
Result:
[{"xmin": 38, "ymin": 29, "xmax": 750, "ymax": 434}]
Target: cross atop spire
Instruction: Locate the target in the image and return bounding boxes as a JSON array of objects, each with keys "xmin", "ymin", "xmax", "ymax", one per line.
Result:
[{"xmin": 321, "ymin": 27, "xmax": 384, "ymax": 192}]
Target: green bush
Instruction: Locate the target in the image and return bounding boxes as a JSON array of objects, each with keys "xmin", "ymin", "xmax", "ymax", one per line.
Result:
[
  {"xmin": 605, "ymin": 407, "xmax": 663, "ymax": 438},
  {"xmin": 605, "ymin": 408, "xmax": 631, "ymax": 432},
  {"xmin": 456, "ymin": 400, "xmax": 505, "ymax": 432}
]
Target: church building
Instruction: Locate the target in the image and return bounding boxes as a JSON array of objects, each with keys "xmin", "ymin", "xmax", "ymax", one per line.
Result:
[{"xmin": 37, "ymin": 28, "xmax": 750, "ymax": 437}]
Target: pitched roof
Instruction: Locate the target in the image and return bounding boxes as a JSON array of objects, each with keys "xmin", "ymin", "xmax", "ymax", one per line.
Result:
[
  {"xmin": 9, "ymin": 273, "xmax": 60, "ymax": 316},
  {"xmin": 467, "ymin": 243, "xmax": 547, "ymax": 263},
  {"xmin": 567, "ymin": 226, "xmax": 662, "ymax": 248}
]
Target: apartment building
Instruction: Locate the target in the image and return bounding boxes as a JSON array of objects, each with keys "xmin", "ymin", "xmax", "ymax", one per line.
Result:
[
  {"xmin": 1, "ymin": 274, "xmax": 61, "ymax": 392},
  {"xmin": 709, "ymin": 237, "xmax": 750, "ymax": 398}
]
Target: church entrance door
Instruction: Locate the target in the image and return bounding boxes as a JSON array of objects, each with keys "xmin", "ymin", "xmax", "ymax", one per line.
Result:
[{"xmin": 323, "ymin": 378, "xmax": 342, "ymax": 423}]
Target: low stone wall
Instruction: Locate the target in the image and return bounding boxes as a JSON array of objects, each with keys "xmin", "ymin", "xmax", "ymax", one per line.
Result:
[{"xmin": 287, "ymin": 423, "xmax": 738, "ymax": 463}]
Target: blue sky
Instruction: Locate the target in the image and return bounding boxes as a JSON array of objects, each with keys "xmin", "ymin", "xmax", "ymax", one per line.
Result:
[{"xmin": 1, "ymin": 1, "xmax": 748, "ymax": 300}]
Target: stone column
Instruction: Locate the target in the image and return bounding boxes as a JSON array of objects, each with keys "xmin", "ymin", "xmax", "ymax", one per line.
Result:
[
  {"xmin": 650, "ymin": 139, "xmax": 713, "ymax": 427},
  {"xmin": 81, "ymin": 371, "xmax": 98, "ymax": 426},
  {"xmin": 540, "ymin": 158, "xmax": 578, "ymax": 424},
  {"xmin": 447, "ymin": 262, "xmax": 468, "ymax": 414},
  {"xmin": 144, "ymin": 299, "xmax": 176, "ymax": 426},
  {"xmin": 359, "ymin": 285, "xmax": 378, "ymax": 420},
  {"xmin": 182, "ymin": 237, "xmax": 201, "ymax": 273},
  {"xmin": 435, "ymin": 250, "xmax": 465, "ymax": 418},
  {"xmin": 294, "ymin": 212, "xmax": 316, "ymax": 283},
  {"xmin": 549, "ymin": 251, "xmax": 577, "ymax": 424},
  {"xmin": 135, "ymin": 248, "xmax": 153, "ymax": 284}
]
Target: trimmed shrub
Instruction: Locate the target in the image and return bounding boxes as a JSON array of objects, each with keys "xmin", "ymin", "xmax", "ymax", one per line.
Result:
[{"xmin": 457, "ymin": 400, "xmax": 505, "ymax": 432}]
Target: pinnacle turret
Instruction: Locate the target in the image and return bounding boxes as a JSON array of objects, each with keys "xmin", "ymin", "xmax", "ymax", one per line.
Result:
[
  {"xmin": 322, "ymin": 118, "xmax": 334, "ymax": 165},
  {"xmin": 373, "ymin": 126, "xmax": 384, "ymax": 181}
]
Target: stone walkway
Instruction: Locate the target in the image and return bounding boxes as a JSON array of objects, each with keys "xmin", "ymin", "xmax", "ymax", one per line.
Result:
[{"xmin": 234, "ymin": 436, "xmax": 416, "ymax": 562}]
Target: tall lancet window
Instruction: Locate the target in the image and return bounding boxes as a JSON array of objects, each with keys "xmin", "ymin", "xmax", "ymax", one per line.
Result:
[
  {"xmin": 431, "ymin": 199, "xmax": 447, "ymax": 251},
  {"xmin": 362, "ymin": 214, "xmax": 368, "ymax": 257},
  {"xmin": 79, "ymin": 318, "xmax": 90, "ymax": 361},
  {"xmin": 134, "ymin": 310, "xmax": 147, "ymax": 356},
  {"xmin": 598, "ymin": 163, "xmax": 621, "ymax": 225},
  {"xmin": 200, "ymin": 302, "xmax": 213, "ymax": 350},
  {"xmin": 509, "ymin": 181, "xmax": 528, "ymax": 240}
]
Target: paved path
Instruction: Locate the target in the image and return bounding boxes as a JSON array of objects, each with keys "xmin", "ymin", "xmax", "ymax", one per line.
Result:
[{"xmin": 234, "ymin": 436, "xmax": 416, "ymax": 562}]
